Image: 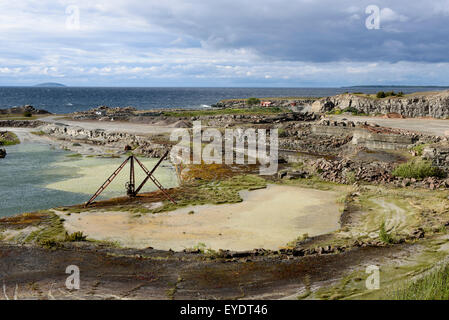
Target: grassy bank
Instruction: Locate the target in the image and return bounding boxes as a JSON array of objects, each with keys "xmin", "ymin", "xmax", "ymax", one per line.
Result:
[
  {"xmin": 392, "ymin": 158, "xmax": 445, "ymax": 179},
  {"xmin": 0, "ymin": 114, "xmax": 42, "ymax": 120},
  {"xmin": 162, "ymin": 107, "xmax": 288, "ymax": 117},
  {"xmin": 389, "ymin": 263, "xmax": 449, "ymax": 300}
]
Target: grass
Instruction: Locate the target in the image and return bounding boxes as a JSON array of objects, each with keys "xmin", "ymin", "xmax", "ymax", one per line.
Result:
[
  {"xmin": 327, "ymin": 106, "xmax": 368, "ymax": 116},
  {"xmin": 0, "ymin": 131, "xmax": 20, "ymax": 146},
  {"xmin": 0, "ymin": 114, "xmax": 42, "ymax": 120},
  {"xmin": 65, "ymin": 231, "xmax": 87, "ymax": 242},
  {"xmin": 389, "ymin": 263, "xmax": 449, "ymax": 300},
  {"xmin": 150, "ymin": 174, "xmax": 267, "ymax": 213},
  {"xmin": 411, "ymin": 144, "xmax": 429, "ymax": 156},
  {"xmin": 220, "ymin": 96, "xmax": 320, "ymax": 102},
  {"xmin": 25, "ymin": 212, "xmax": 66, "ymax": 246},
  {"xmin": 162, "ymin": 107, "xmax": 288, "ymax": 117},
  {"xmin": 379, "ymin": 221, "xmax": 394, "ymax": 244},
  {"xmin": 31, "ymin": 130, "xmax": 46, "ymax": 136},
  {"xmin": 392, "ymin": 158, "xmax": 445, "ymax": 179},
  {"xmin": 84, "ymin": 172, "xmax": 267, "ymax": 216},
  {"xmin": 65, "ymin": 153, "xmax": 83, "ymax": 158}
]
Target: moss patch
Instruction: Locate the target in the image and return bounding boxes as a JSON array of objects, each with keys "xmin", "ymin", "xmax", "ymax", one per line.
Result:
[{"xmin": 0, "ymin": 131, "xmax": 20, "ymax": 146}]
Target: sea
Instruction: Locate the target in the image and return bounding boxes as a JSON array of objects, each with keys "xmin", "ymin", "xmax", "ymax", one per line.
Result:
[{"xmin": 0, "ymin": 86, "xmax": 448, "ymax": 114}]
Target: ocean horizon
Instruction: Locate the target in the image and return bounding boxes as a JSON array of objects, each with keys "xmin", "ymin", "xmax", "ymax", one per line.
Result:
[{"xmin": 1, "ymin": 86, "xmax": 448, "ymax": 114}]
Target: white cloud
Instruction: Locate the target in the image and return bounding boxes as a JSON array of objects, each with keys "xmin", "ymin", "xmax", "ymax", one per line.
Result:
[
  {"xmin": 380, "ymin": 8, "xmax": 409, "ymax": 23},
  {"xmin": 0, "ymin": 1, "xmax": 447, "ymax": 86}
]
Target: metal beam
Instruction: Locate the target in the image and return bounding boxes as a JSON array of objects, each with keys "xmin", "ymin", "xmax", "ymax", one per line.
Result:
[
  {"xmin": 85, "ymin": 156, "xmax": 131, "ymax": 207},
  {"xmin": 134, "ymin": 151, "xmax": 176, "ymax": 204}
]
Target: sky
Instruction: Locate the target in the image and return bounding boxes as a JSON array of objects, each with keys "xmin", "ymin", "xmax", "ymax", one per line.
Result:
[{"xmin": 1, "ymin": 0, "xmax": 449, "ymax": 87}]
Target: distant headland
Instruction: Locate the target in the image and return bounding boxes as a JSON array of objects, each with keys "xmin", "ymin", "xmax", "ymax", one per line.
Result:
[{"xmin": 34, "ymin": 82, "xmax": 66, "ymax": 87}]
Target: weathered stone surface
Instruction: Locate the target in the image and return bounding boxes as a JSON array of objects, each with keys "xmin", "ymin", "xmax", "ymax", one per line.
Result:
[
  {"xmin": 72, "ymin": 105, "xmax": 137, "ymax": 121},
  {"xmin": 312, "ymin": 91, "xmax": 449, "ymax": 118},
  {"xmin": 41, "ymin": 123, "xmax": 169, "ymax": 158}
]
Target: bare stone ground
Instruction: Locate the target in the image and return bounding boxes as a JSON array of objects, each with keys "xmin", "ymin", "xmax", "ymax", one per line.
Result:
[{"xmin": 56, "ymin": 185, "xmax": 341, "ymax": 251}]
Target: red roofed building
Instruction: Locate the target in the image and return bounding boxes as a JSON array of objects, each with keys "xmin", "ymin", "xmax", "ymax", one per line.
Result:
[{"xmin": 261, "ymin": 101, "xmax": 272, "ymax": 107}]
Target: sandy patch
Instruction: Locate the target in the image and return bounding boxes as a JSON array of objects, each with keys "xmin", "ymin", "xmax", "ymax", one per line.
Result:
[{"xmin": 58, "ymin": 184, "xmax": 342, "ymax": 251}]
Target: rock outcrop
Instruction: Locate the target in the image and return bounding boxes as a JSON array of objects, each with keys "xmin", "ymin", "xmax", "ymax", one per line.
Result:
[
  {"xmin": 0, "ymin": 148, "xmax": 6, "ymax": 158},
  {"xmin": 41, "ymin": 123, "xmax": 168, "ymax": 158},
  {"xmin": 0, "ymin": 105, "xmax": 51, "ymax": 115},
  {"xmin": 0, "ymin": 120, "xmax": 44, "ymax": 128},
  {"xmin": 311, "ymin": 91, "xmax": 449, "ymax": 118},
  {"xmin": 213, "ymin": 98, "xmax": 317, "ymax": 109},
  {"xmin": 72, "ymin": 106, "xmax": 138, "ymax": 121}
]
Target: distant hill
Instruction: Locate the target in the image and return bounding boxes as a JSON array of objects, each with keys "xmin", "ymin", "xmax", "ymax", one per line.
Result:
[{"xmin": 34, "ymin": 82, "xmax": 66, "ymax": 87}]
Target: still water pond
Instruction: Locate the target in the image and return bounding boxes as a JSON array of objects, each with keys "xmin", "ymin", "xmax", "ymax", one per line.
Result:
[{"xmin": 0, "ymin": 142, "xmax": 177, "ymax": 217}]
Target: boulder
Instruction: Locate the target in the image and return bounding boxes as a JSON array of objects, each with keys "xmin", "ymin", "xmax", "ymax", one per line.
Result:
[{"xmin": 0, "ymin": 148, "xmax": 6, "ymax": 158}]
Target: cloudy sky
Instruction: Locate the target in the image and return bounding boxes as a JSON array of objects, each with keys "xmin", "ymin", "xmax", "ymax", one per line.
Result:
[{"xmin": 1, "ymin": 0, "xmax": 449, "ymax": 87}]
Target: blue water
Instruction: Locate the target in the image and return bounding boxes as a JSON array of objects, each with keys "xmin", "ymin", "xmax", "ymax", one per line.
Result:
[
  {"xmin": 0, "ymin": 86, "xmax": 447, "ymax": 114},
  {"xmin": 0, "ymin": 141, "xmax": 178, "ymax": 217},
  {"xmin": 0, "ymin": 143, "xmax": 87, "ymax": 216}
]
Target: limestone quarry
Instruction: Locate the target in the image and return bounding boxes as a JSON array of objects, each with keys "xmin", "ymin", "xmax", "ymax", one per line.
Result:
[{"xmin": 2, "ymin": 90, "xmax": 449, "ymax": 299}]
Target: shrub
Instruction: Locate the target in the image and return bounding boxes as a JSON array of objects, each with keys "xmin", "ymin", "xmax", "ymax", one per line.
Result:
[
  {"xmin": 343, "ymin": 106, "xmax": 359, "ymax": 115},
  {"xmin": 65, "ymin": 231, "xmax": 87, "ymax": 242},
  {"xmin": 376, "ymin": 91, "xmax": 386, "ymax": 98},
  {"xmin": 246, "ymin": 97, "xmax": 261, "ymax": 106},
  {"xmin": 379, "ymin": 221, "xmax": 394, "ymax": 244},
  {"xmin": 38, "ymin": 239, "xmax": 60, "ymax": 249},
  {"xmin": 278, "ymin": 128, "xmax": 288, "ymax": 138},
  {"xmin": 392, "ymin": 159, "xmax": 445, "ymax": 179},
  {"xmin": 328, "ymin": 108, "xmax": 343, "ymax": 115},
  {"xmin": 411, "ymin": 144, "xmax": 428, "ymax": 156}
]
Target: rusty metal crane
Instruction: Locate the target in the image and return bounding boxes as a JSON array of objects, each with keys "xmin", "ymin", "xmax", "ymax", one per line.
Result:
[{"xmin": 84, "ymin": 150, "xmax": 176, "ymax": 207}]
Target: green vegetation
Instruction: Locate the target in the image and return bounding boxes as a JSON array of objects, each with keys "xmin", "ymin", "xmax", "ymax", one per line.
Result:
[
  {"xmin": 246, "ymin": 97, "xmax": 261, "ymax": 106},
  {"xmin": 65, "ymin": 153, "xmax": 83, "ymax": 158},
  {"xmin": 0, "ymin": 113, "xmax": 44, "ymax": 120},
  {"xmin": 31, "ymin": 130, "xmax": 46, "ymax": 136},
  {"xmin": 327, "ymin": 106, "xmax": 368, "ymax": 116},
  {"xmin": 411, "ymin": 144, "xmax": 428, "ymax": 156},
  {"xmin": 392, "ymin": 159, "xmax": 445, "ymax": 179},
  {"xmin": 376, "ymin": 91, "xmax": 404, "ymax": 99},
  {"xmin": 220, "ymin": 96, "xmax": 320, "ymax": 102},
  {"xmin": 327, "ymin": 107, "xmax": 343, "ymax": 115},
  {"xmin": 25, "ymin": 212, "xmax": 66, "ymax": 246},
  {"xmin": 389, "ymin": 264, "xmax": 449, "ymax": 300},
  {"xmin": 162, "ymin": 107, "xmax": 287, "ymax": 117},
  {"xmin": 379, "ymin": 221, "xmax": 394, "ymax": 244},
  {"xmin": 0, "ymin": 131, "xmax": 20, "ymax": 146},
  {"xmin": 65, "ymin": 231, "xmax": 87, "ymax": 242},
  {"xmin": 23, "ymin": 111, "xmax": 32, "ymax": 117},
  {"xmin": 151, "ymin": 174, "xmax": 267, "ymax": 213}
]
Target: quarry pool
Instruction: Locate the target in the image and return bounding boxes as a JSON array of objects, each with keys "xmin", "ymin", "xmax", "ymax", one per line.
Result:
[{"xmin": 0, "ymin": 142, "xmax": 178, "ymax": 217}]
